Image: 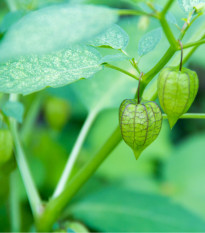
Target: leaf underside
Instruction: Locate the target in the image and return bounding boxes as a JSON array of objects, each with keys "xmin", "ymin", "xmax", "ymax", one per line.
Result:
[{"xmin": 0, "ymin": 45, "xmax": 102, "ymax": 95}]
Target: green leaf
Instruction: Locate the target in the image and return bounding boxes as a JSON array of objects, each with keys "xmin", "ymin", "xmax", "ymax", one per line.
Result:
[
  {"xmin": 165, "ymin": 133, "xmax": 205, "ymax": 218},
  {"xmin": 0, "ymin": 4, "xmax": 118, "ymax": 62},
  {"xmin": 178, "ymin": 0, "xmax": 204, "ymax": 12},
  {"xmin": 0, "ymin": 11, "xmax": 25, "ymax": 33},
  {"xmin": 2, "ymin": 101, "xmax": 24, "ymax": 123},
  {"xmin": 69, "ymin": 187, "xmax": 205, "ymax": 232},
  {"xmin": 99, "ymin": 53, "xmax": 130, "ymax": 63},
  {"xmin": 0, "ymin": 45, "xmax": 102, "ymax": 95},
  {"xmin": 89, "ymin": 24, "xmax": 129, "ymax": 50},
  {"xmin": 138, "ymin": 27, "xmax": 162, "ymax": 57}
]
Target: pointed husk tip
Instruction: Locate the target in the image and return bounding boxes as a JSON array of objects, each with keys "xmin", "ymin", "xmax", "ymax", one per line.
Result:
[
  {"xmin": 168, "ymin": 116, "xmax": 178, "ymax": 129},
  {"xmin": 133, "ymin": 150, "xmax": 142, "ymax": 160}
]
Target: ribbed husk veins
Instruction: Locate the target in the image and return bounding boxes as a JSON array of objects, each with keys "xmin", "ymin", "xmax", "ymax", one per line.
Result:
[
  {"xmin": 119, "ymin": 99, "xmax": 162, "ymax": 159},
  {"xmin": 157, "ymin": 67, "xmax": 199, "ymax": 128}
]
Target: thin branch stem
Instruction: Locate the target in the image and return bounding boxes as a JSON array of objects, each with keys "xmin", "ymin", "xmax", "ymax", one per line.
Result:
[
  {"xmin": 9, "ymin": 94, "xmax": 42, "ymax": 219},
  {"xmin": 120, "ymin": 50, "xmax": 141, "ymax": 74},
  {"xmin": 20, "ymin": 93, "xmax": 44, "ymax": 144},
  {"xmin": 163, "ymin": 113, "xmax": 205, "ymax": 119},
  {"xmin": 146, "ymin": 2, "xmax": 158, "ymax": 14},
  {"xmin": 52, "ymin": 108, "xmax": 99, "ymax": 199},
  {"xmin": 37, "ymin": 127, "xmax": 122, "ymax": 231},
  {"xmin": 103, "ymin": 63, "xmax": 139, "ymax": 80},
  {"xmin": 130, "ymin": 58, "xmax": 141, "ymax": 74},
  {"xmin": 178, "ymin": 10, "xmax": 202, "ymax": 40},
  {"xmin": 118, "ymin": 9, "xmax": 156, "ymax": 18},
  {"xmin": 182, "ymin": 38, "xmax": 205, "ymax": 49}
]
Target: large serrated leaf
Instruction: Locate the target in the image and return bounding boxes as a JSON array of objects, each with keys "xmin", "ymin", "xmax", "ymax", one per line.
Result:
[
  {"xmin": 89, "ymin": 24, "xmax": 129, "ymax": 50},
  {"xmin": 0, "ymin": 4, "xmax": 118, "ymax": 62},
  {"xmin": 0, "ymin": 45, "xmax": 102, "ymax": 95},
  {"xmin": 138, "ymin": 27, "xmax": 162, "ymax": 57},
  {"xmin": 69, "ymin": 187, "xmax": 205, "ymax": 232}
]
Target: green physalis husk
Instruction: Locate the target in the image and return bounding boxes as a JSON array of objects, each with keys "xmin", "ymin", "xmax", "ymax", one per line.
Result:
[
  {"xmin": 119, "ymin": 99, "xmax": 162, "ymax": 159},
  {"xmin": 157, "ymin": 67, "xmax": 199, "ymax": 129}
]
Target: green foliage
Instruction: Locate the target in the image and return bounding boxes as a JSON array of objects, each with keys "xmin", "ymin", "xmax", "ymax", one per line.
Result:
[
  {"xmin": 0, "ymin": 4, "xmax": 118, "ymax": 61},
  {"xmin": 0, "ymin": 0, "xmax": 205, "ymax": 231},
  {"xmin": 0, "ymin": 45, "xmax": 102, "ymax": 95},
  {"xmin": 2, "ymin": 101, "xmax": 24, "ymax": 123},
  {"xmin": 165, "ymin": 134, "xmax": 205, "ymax": 218},
  {"xmin": 137, "ymin": 27, "xmax": 162, "ymax": 57},
  {"xmin": 89, "ymin": 24, "xmax": 129, "ymax": 50},
  {"xmin": 69, "ymin": 187, "xmax": 205, "ymax": 232},
  {"xmin": 0, "ymin": 11, "xmax": 25, "ymax": 33},
  {"xmin": 178, "ymin": 0, "xmax": 205, "ymax": 12}
]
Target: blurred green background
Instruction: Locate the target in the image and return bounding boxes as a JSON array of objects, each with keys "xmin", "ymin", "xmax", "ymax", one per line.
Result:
[{"xmin": 0, "ymin": 0, "xmax": 205, "ymax": 232}]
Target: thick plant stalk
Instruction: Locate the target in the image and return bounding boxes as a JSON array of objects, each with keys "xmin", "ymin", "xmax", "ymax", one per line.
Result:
[
  {"xmin": 10, "ymin": 171, "xmax": 21, "ymax": 232},
  {"xmin": 36, "ymin": 9, "xmax": 205, "ymax": 231},
  {"xmin": 36, "ymin": 127, "xmax": 122, "ymax": 231}
]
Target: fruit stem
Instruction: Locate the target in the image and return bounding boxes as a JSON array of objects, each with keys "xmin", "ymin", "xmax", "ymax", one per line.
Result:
[
  {"xmin": 137, "ymin": 72, "xmax": 144, "ymax": 104},
  {"xmin": 178, "ymin": 40, "xmax": 183, "ymax": 71}
]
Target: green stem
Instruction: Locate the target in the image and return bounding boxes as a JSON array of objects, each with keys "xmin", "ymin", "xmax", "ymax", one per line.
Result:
[
  {"xmin": 9, "ymin": 94, "xmax": 42, "ymax": 219},
  {"xmin": 159, "ymin": 16, "xmax": 178, "ymax": 48},
  {"xmin": 119, "ymin": 50, "xmax": 141, "ymax": 74},
  {"xmin": 118, "ymin": 9, "xmax": 156, "ymax": 18},
  {"xmin": 158, "ymin": 1, "xmax": 177, "ymax": 48},
  {"xmin": 20, "ymin": 93, "xmax": 44, "ymax": 144},
  {"xmin": 178, "ymin": 11, "xmax": 201, "ymax": 40},
  {"xmin": 182, "ymin": 38, "xmax": 205, "ymax": 49},
  {"xmin": 103, "ymin": 63, "xmax": 139, "ymax": 80},
  {"xmin": 36, "ymin": 127, "xmax": 122, "ymax": 231},
  {"xmin": 143, "ymin": 46, "xmax": 175, "ymax": 84},
  {"xmin": 130, "ymin": 58, "xmax": 141, "ymax": 74},
  {"xmin": 52, "ymin": 108, "xmax": 99, "ymax": 199},
  {"xmin": 9, "ymin": 171, "xmax": 21, "ymax": 232},
  {"xmin": 161, "ymin": 0, "xmax": 174, "ymax": 15},
  {"xmin": 163, "ymin": 113, "xmax": 205, "ymax": 119}
]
